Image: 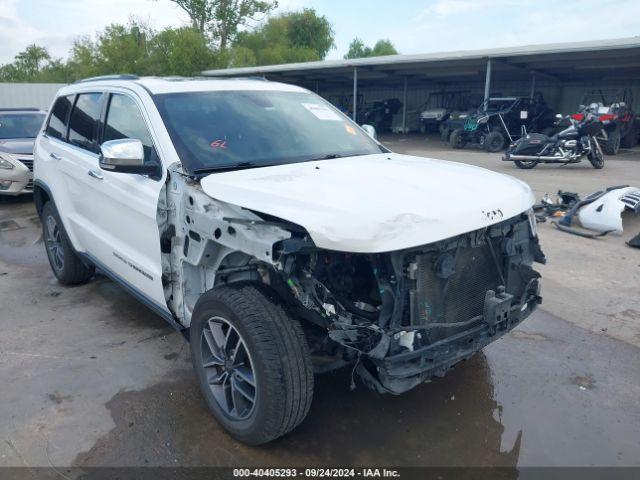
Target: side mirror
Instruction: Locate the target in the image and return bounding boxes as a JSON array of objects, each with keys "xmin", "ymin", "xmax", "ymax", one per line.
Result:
[
  {"xmin": 99, "ymin": 139, "xmax": 158, "ymax": 176},
  {"xmin": 360, "ymin": 124, "xmax": 377, "ymax": 139}
]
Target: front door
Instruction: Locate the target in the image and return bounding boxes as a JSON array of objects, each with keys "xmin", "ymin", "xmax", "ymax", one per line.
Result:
[{"xmin": 85, "ymin": 92, "xmax": 168, "ymax": 308}]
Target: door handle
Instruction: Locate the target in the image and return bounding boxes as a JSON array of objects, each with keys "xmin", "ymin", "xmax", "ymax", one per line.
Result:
[
  {"xmin": 50, "ymin": 153, "xmax": 62, "ymax": 161},
  {"xmin": 88, "ymin": 170, "xmax": 104, "ymax": 180}
]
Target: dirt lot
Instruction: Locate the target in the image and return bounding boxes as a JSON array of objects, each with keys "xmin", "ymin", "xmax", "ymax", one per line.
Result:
[{"xmin": 1, "ymin": 135, "xmax": 639, "ymax": 470}]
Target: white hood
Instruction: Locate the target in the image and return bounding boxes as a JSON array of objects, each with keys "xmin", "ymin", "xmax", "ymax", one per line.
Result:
[{"xmin": 200, "ymin": 154, "xmax": 534, "ymax": 253}]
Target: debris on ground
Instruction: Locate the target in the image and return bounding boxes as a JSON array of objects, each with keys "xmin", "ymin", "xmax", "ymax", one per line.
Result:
[
  {"xmin": 533, "ymin": 190, "xmax": 580, "ymax": 222},
  {"xmin": 628, "ymin": 232, "xmax": 640, "ymax": 249},
  {"xmin": 535, "ymin": 186, "xmax": 640, "ymax": 239}
]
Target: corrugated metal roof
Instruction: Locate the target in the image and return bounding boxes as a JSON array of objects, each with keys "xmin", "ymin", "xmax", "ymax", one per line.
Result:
[
  {"xmin": 202, "ymin": 36, "xmax": 640, "ymax": 77},
  {"xmin": 0, "ymin": 83, "xmax": 65, "ymax": 110}
]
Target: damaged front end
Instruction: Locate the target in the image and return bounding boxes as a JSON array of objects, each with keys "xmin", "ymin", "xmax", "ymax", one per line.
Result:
[{"xmin": 276, "ymin": 211, "xmax": 546, "ymax": 394}]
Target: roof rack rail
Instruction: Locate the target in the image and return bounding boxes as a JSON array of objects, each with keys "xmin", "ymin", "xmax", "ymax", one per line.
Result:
[
  {"xmin": 74, "ymin": 74, "xmax": 139, "ymax": 84},
  {"xmin": 241, "ymin": 76, "xmax": 268, "ymax": 81},
  {"xmin": 0, "ymin": 107, "xmax": 42, "ymax": 112}
]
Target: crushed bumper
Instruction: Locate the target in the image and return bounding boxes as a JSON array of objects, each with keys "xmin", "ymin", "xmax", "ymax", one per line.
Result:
[
  {"xmin": 330, "ymin": 212, "xmax": 545, "ymax": 394},
  {"xmin": 364, "ymin": 287, "xmax": 541, "ymax": 394}
]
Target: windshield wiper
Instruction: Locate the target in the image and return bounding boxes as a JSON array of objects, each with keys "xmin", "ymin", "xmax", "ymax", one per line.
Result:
[{"xmin": 193, "ymin": 162, "xmax": 263, "ymax": 175}]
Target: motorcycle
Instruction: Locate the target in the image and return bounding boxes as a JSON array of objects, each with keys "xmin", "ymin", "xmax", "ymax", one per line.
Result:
[{"xmin": 503, "ymin": 105, "xmax": 605, "ymax": 170}]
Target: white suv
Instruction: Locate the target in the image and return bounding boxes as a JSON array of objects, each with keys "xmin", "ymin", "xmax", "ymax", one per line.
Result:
[{"xmin": 34, "ymin": 76, "xmax": 545, "ymax": 445}]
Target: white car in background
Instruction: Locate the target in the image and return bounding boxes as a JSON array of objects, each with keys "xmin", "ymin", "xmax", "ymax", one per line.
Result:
[
  {"xmin": 33, "ymin": 76, "xmax": 545, "ymax": 445},
  {"xmin": 0, "ymin": 108, "xmax": 46, "ymax": 195}
]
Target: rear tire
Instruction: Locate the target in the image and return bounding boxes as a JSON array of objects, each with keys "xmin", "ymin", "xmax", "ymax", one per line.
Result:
[
  {"xmin": 514, "ymin": 159, "xmax": 539, "ymax": 169},
  {"xmin": 620, "ymin": 125, "xmax": 638, "ymax": 149},
  {"xmin": 449, "ymin": 128, "xmax": 466, "ymax": 149},
  {"xmin": 41, "ymin": 202, "xmax": 94, "ymax": 285},
  {"xmin": 484, "ymin": 131, "xmax": 506, "ymax": 152},
  {"xmin": 190, "ymin": 284, "xmax": 314, "ymax": 445},
  {"xmin": 603, "ymin": 129, "xmax": 620, "ymax": 155}
]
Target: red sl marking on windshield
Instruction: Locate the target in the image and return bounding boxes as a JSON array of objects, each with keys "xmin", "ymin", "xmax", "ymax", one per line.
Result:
[{"xmin": 210, "ymin": 140, "xmax": 228, "ymax": 149}]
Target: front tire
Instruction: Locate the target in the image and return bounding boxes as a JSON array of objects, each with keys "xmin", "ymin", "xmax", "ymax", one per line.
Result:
[
  {"xmin": 484, "ymin": 131, "xmax": 506, "ymax": 152},
  {"xmin": 588, "ymin": 137, "xmax": 605, "ymax": 169},
  {"xmin": 190, "ymin": 284, "xmax": 314, "ymax": 445},
  {"xmin": 41, "ymin": 202, "xmax": 94, "ymax": 285},
  {"xmin": 449, "ymin": 128, "xmax": 466, "ymax": 149},
  {"xmin": 603, "ymin": 128, "xmax": 620, "ymax": 155}
]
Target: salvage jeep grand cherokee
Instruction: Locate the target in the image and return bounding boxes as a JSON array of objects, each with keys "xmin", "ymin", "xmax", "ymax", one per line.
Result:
[{"xmin": 33, "ymin": 76, "xmax": 545, "ymax": 445}]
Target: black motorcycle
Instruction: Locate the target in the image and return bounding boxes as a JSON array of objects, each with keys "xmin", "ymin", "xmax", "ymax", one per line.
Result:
[{"xmin": 503, "ymin": 108, "xmax": 605, "ymax": 170}]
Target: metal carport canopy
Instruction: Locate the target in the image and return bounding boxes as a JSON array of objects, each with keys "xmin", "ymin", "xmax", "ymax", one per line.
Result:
[
  {"xmin": 203, "ymin": 37, "xmax": 640, "ymax": 123},
  {"xmin": 203, "ymin": 37, "xmax": 640, "ymax": 85}
]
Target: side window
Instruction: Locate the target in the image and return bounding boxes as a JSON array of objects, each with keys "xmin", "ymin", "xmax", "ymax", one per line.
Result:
[
  {"xmin": 103, "ymin": 94, "xmax": 156, "ymax": 164},
  {"xmin": 68, "ymin": 93, "xmax": 103, "ymax": 151},
  {"xmin": 45, "ymin": 95, "xmax": 73, "ymax": 140}
]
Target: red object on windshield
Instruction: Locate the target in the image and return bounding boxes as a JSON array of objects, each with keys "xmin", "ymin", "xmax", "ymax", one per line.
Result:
[
  {"xmin": 598, "ymin": 114, "xmax": 615, "ymax": 122},
  {"xmin": 571, "ymin": 113, "xmax": 584, "ymax": 121}
]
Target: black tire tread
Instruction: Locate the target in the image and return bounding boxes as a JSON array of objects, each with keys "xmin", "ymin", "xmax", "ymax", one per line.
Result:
[
  {"xmin": 193, "ymin": 284, "xmax": 313, "ymax": 444},
  {"xmin": 514, "ymin": 160, "xmax": 538, "ymax": 170},
  {"xmin": 42, "ymin": 201, "xmax": 94, "ymax": 285},
  {"xmin": 484, "ymin": 131, "xmax": 505, "ymax": 152},
  {"xmin": 450, "ymin": 128, "xmax": 465, "ymax": 149},
  {"xmin": 603, "ymin": 129, "xmax": 620, "ymax": 155},
  {"xmin": 620, "ymin": 126, "xmax": 638, "ymax": 149}
]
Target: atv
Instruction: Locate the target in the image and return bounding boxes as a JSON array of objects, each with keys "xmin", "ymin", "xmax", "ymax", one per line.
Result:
[
  {"xmin": 439, "ymin": 93, "xmax": 484, "ymax": 141},
  {"xmin": 573, "ymin": 89, "xmax": 638, "ymax": 155},
  {"xmin": 361, "ymin": 98, "xmax": 402, "ymax": 133},
  {"xmin": 417, "ymin": 91, "xmax": 470, "ymax": 134},
  {"xmin": 449, "ymin": 94, "xmax": 556, "ymax": 152}
]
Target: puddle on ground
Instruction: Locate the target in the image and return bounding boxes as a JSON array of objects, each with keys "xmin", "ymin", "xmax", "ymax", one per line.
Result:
[{"xmin": 73, "ymin": 353, "xmax": 520, "ymax": 470}]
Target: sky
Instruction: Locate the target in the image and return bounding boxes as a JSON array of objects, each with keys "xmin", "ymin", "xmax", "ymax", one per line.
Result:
[{"xmin": 1, "ymin": 0, "xmax": 639, "ymax": 65}]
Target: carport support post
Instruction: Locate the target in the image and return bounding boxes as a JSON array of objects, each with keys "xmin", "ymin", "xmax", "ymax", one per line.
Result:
[
  {"xmin": 530, "ymin": 72, "xmax": 536, "ymax": 99},
  {"xmin": 402, "ymin": 76, "xmax": 408, "ymax": 134},
  {"xmin": 483, "ymin": 58, "xmax": 492, "ymax": 109},
  {"xmin": 352, "ymin": 67, "xmax": 358, "ymax": 122}
]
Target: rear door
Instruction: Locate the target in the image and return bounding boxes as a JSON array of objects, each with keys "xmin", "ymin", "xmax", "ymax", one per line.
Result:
[
  {"xmin": 36, "ymin": 94, "xmax": 87, "ymax": 248},
  {"xmin": 57, "ymin": 92, "xmax": 107, "ymax": 251}
]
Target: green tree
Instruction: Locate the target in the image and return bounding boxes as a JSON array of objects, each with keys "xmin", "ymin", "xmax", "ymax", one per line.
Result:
[
  {"xmin": 286, "ymin": 8, "xmax": 334, "ymax": 59},
  {"xmin": 231, "ymin": 8, "xmax": 334, "ymax": 66},
  {"xmin": 344, "ymin": 38, "xmax": 398, "ymax": 59},
  {"xmin": 13, "ymin": 45, "xmax": 51, "ymax": 78},
  {"xmin": 91, "ymin": 22, "xmax": 155, "ymax": 75},
  {"xmin": 370, "ymin": 39, "xmax": 398, "ymax": 56},
  {"xmin": 163, "ymin": 0, "xmax": 278, "ymax": 49},
  {"xmin": 65, "ymin": 21, "xmax": 221, "ymax": 79},
  {"xmin": 0, "ymin": 44, "xmax": 71, "ymax": 82},
  {"xmin": 150, "ymin": 27, "xmax": 221, "ymax": 75}
]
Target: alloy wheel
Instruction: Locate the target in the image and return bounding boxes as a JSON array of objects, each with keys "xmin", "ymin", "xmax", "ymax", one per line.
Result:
[
  {"xmin": 45, "ymin": 215, "xmax": 64, "ymax": 272},
  {"xmin": 200, "ymin": 316, "xmax": 257, "ymax": 420}
]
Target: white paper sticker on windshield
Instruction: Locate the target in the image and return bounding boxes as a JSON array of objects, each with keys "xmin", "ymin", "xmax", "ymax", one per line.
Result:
[
  {"xmin": 301, "ymin": 103, "xmax": 342, "ymax": 121},
  {"xmin": 520, "ymin": 110, "xmax": 528, "ymax": 119}
]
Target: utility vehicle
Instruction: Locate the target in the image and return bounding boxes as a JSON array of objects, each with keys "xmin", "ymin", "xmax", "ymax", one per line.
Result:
[
  {"xmin": 573, "ymin": 89, "xmax": 638, "ymax": 155},
  {"xmin": 449, "ymin": 95, "xmax": 555, "ymax": 152},
  {"xmin": 417, "ymin": 91, "xmax": 470, "ymax": 134},
  {"xmin": 34, "ymin": 76, "xmax": 545, "ymax": 445}
]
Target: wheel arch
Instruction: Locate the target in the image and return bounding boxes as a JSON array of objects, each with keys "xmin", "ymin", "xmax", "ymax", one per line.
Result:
[{"xmin": 33, "ymin": 180, "xmax": 53, "ymax": 218}]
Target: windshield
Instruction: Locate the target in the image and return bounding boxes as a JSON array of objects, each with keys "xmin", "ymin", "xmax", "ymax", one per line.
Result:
[
  {"xmin": 0, "ymin": 113, "xmax": 45, "ymax": 139},
  {"xmin": 154, "ymin": 90, "xmax": 384, "ymax": 174}
]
